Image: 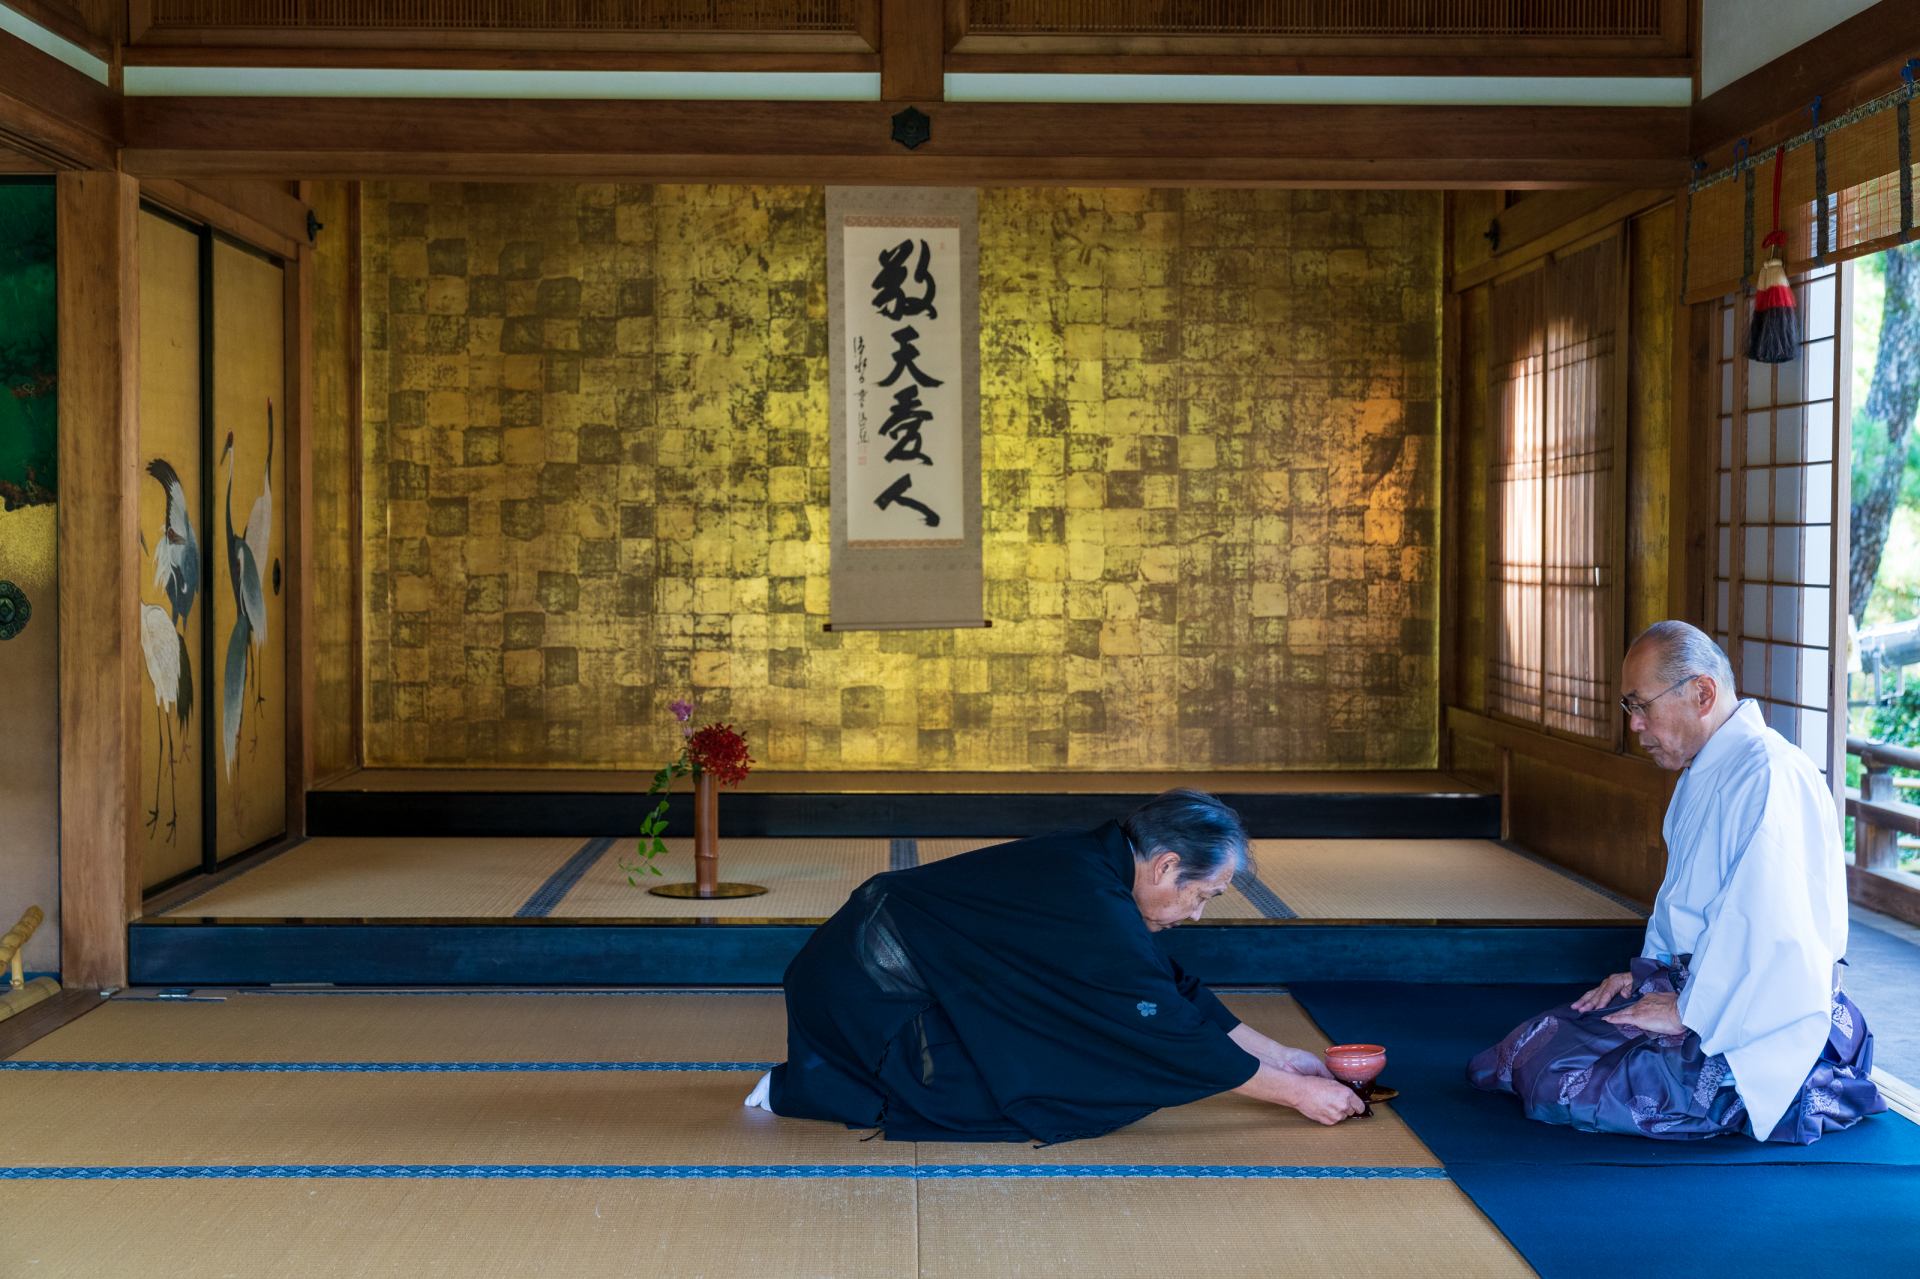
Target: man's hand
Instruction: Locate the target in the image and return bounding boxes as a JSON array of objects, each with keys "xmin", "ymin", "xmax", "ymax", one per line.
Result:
[
  {"xmin": 1286, "ymin": 1074, "xmax": 1369, "ymax": 1126},
  {"xmin": 1571, "ymin": 971, "xmax": 1636, "ymax": 1013},
  {"xmin": 1603, "ymin": 991, "xmax": 1683, "ymax": 1037},
  {"xmin": 1233, "ymin": 1062, "xmax": 1366, "ymax": 1124}
]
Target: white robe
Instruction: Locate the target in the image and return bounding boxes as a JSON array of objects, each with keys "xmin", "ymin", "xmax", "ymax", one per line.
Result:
[{"xmin": 1642, "ymin": 699, "xmax": 1850, "ymax": 1139}]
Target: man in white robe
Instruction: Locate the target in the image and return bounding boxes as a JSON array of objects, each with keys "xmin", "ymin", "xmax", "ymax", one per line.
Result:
[{"xmin": 1469, "ymin": 620, "xmax": 1883, "ymax": 1142}]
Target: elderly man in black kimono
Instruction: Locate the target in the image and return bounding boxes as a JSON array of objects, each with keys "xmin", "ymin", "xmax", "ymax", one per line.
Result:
[{"xmin": 746, "ymin": 789, "xmax": 1364, "ymax": 1142}]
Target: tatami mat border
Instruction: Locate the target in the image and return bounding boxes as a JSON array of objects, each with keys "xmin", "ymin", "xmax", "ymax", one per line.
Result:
[
  {"xmin": 889, "ymin": 838, "xmax": 918, "ymax": 871},
  {"xmin": 516, "ymin": 838, "xmax": 616, "ymax": 918},
  {"xmin": 1, "ymin": 1164, "xmax": 1451, "ymax": 1181},
  {"xmin": 1232, "ymin": 867, "xmax": 1297, "ymax": 919},
  {"xmin": 1, "ymin": 1060, "xmax": 773, "ymax": 1072},
  {"xmin": 118, "ymin": 988, "xmax": 785, "ymax": 998}
]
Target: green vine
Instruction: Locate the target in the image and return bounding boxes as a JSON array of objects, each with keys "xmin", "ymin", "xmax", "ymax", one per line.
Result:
[{"xmin": 620, "ymin": 757, "xmax": 695, "ymax": 883}]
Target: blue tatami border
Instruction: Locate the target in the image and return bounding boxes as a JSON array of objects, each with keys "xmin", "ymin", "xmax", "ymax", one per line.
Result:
[
  {"xmin": 0, "ymin": 1163, "xmax": 1451, "ymax": 1181},
  {"xmin": 1, "ymin": 1060, "xmax": 774, "ymax": 1073}
]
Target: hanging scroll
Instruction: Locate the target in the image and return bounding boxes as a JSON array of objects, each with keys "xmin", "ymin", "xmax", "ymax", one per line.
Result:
[{"xmin": 826, "ymin": 186, "xmax": 984, "ymax": 630}]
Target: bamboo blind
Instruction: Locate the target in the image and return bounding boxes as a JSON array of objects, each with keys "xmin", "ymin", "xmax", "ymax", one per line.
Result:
[
  {"xmin": 1685, "ymin": 76, "xmax": 1918, "ymax": 305},
  {"xmin": 1708, "ymin": 264, "xmax": 1847, "ymax": 782},
  {"xmin": 1486, "ymin": 234, "xmax": 1623, "ymax": 741}
]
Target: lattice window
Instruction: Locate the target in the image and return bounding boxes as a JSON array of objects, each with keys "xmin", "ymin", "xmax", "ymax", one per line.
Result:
[
  {"xmin": 1709, "ymin": 263, "xmax": 1850, "ymax": 785},
  {"xmin": 1486, "ymin": 234, "xmax": 1624, "ymax": 741}
]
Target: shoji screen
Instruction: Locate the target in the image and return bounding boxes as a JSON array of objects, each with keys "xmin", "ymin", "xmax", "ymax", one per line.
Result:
[{"xmin": 1709, "ymin": 263, "xmax": 1850, "ymax": 790}]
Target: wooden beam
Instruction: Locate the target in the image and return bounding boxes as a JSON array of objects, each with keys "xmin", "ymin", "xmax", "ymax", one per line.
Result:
[
  {"xmin": 131, "ymin": 29, "xmax": 879, "ymax": 55},
  {"xmin": 120, "ymin": 97, "xmax": 1689, "ymax": 185},
  {"xmin": 945, "ymin": 53, "xmax": 1694, "ymax": 77},
  {"xmin": 121, "ymin": 46, "xmax": 879, "ymax": 70},
  {"xmin": 0, "ymin": 29, "xmax": 118, "ymax": 170},
  {"xmin": 4, "ymin": 0, "xmax": 117, "ymax": 59},
  {"xmin": 880, "ymin": 0, "xmax": 943, "ymax": 101},
  {"xmin": 1692, "ymin": 0, "xmax": 1919, "ymax": 155},
  {"xmin": 1450, "ymin": 188, "xmax": 1672, "ymax": 292},
  {"xmin": 1846, "ymin": 865, "xmax": 1920, "ymax": 931},
  {"xmin": 56, "ymin": 170, "xmax": 142, "ymax": 990},
  {"xmin": 1445, "ymin": 705, "xmax": 1667, "ymax": 794},
  {"xmin": 138, "ymin": 177, "xmax": 307, "ymax": 259}
]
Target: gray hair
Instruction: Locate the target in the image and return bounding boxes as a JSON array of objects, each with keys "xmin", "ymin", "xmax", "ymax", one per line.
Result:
[
  {"xmin": 1121, "ymin": 789, "xmax": 1248, "ymax": 884},
  {"xmin": 1631, "ymin": 620, "xmax": 1737, "ymax": 700}
]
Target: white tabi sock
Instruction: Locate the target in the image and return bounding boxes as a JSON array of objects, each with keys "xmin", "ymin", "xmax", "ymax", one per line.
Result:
[{"xmin": 744, "ymin": 1070, "xmax": 773, "ymax": 1111}]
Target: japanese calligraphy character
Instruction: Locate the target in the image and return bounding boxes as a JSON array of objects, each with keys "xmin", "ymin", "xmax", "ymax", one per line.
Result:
[
  {"xmin": 875, "ymin": 472, "xmax": 941, "ymax": 527},
  {"xmin": 877, "ymin": 325, "xmax": 942, "ymax": 389},
  {"xmin": 879, "ymin": 385, "xmax": 934, "ymax": 465},
  {"xmin": 871, "ymin": 239, "xmax": 938, "ymax": 321}
]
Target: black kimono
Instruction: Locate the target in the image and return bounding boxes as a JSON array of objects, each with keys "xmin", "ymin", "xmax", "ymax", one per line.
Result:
[{"xmin": 768, "ymin": 821, "xmax": 1260, "ymax": 1143}]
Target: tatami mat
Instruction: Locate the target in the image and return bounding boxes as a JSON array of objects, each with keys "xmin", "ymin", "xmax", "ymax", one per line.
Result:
[
  {"xmin": 0, "ymin": 1180, "xmax": 919, "ymax": 1279},
  {"xmin": 150, "ymin": 834, "xmax": 1626, "ymax": 924},
  {"xmin": 3, "ymin": 1070, "xmax": 911, "ymax": 1168},
  {"xmin": 553, "ymin": 838, "xmax": 887, "ymax": 918},
  {"xmin": 0, "ymin": 986, "xmax": 1512, "ymax": 1277},
  {"xmin": 1253, "ymin": 838, "xmax": 1642, "ymax": 919},
  {"xmin": 159, "ymin": 837, "xmax": 591, "ymax": 918},
  {"xmin": 8, "ymin": 991, "xmax": 790, "ymax": 1063},
  {"xmin": 916, "ymin": 1179, "xmax": 1529, "ymax": 1278}
]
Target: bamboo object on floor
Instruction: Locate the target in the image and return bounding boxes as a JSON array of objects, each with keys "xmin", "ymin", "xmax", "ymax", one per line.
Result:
[
  {"xmin": 0, "ymin": 905, "xmax": 59, "ymax": 1022},
  {"xmin": 649, "ymin": 773, "xmax": 768, "ymax": 900}
]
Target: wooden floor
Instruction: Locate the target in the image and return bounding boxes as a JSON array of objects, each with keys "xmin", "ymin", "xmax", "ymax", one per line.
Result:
[{"xmin": 0, "ymin": 990, "xmax": 1531, "ymax": 1277}]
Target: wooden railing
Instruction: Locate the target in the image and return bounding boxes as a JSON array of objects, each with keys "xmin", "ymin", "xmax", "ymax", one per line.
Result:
[{"xmin": 1845, "ymin": 737, "xmax": 1920, "ymax": 926}]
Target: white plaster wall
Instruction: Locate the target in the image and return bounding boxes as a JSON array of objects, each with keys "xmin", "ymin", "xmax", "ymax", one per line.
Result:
[{"xmin": 1700, "ymin": 0, "xmax": 1883, "ymax": 96}]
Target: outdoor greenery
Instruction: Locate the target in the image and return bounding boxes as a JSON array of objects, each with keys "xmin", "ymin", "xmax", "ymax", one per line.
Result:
[{"xmin": 1847, "ymin": 248, "xmax": 1920, "ymax": 870}]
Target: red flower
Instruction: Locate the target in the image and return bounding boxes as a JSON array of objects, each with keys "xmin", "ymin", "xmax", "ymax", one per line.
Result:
[{"xmin": 687, "ymin": 723, "xmax": 754, "ymax": 788}]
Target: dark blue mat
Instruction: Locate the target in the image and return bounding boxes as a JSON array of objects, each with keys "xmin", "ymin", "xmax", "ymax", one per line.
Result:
[
  {"xmin": 1449, "ymin": 1164, "xmax": 1920, "ymax": 1277},
  {"xmin": 1290, "ymin": 982, "xmax": 1920, "ymax": 1166}
]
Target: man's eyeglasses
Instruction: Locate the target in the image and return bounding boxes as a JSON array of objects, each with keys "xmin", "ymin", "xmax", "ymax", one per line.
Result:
[{"xmin": 1620, "ymin": 675, "xmax": 1697, "ymax": 720}]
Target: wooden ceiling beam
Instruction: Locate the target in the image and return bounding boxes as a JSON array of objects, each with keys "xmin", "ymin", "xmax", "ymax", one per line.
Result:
[
  {"xmin": 944, "ymin": 53, "xmax": 1695, "ymax": 77},
  {"xmin": 119, "ymin": 97, "xmax": 1687, "ymax": 186},
  {"xmin": 0, "ymin": 30, "xmax": 117, "ymax": 170},
  {"xmin": 120, "ymin": 46, "xmax": 880, "ymax": 70},
  {"xmin": 5, "ymin": 0, "xmax": 119, "ymax": 59},
  {"xmin": 1691, "ymin": 0, "xmax": 1919, "ymax": 157}
]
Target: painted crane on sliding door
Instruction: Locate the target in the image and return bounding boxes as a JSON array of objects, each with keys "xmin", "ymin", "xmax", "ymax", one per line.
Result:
[
  {"xmin": 140, "ymin": 459, "xmax": 197, "ymax": 839},
  {"xmin": 219, "ymin": 400, "xmax": 273, "ymax": 778}
]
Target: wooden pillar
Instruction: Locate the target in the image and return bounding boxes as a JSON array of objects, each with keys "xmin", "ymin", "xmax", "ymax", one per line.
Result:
[
  {"xmin": 286, "ymin": 188, "xmax": 315, "ymax": 833},
  {"xmin": 56, "ymin": 170, "xmax": 142, "ymax": 988}
]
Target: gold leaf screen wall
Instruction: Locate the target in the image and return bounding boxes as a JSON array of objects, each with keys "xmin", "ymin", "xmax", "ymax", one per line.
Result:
[
  {"xmin": 211, "ymin": 241, "xmax": 288, "ymax": 852},
  {"xmin": 138, "ymin": 209, "xmax": 207, "ymax": 886},
  {"xmin": 310, "ymin": 183, "xmax": 358, "ymax": 782},
  {"xmin": 359, "ymin": 184, "xmax": 1440, "ymax": 771}
]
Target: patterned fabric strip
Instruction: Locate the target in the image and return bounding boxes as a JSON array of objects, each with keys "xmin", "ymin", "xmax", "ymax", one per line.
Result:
[
  {"xmin": 0, "ymin": 1163, "xmax": 1450, "ymax": 1181},
  {"xmin": 1, "ymin": 1060, "xmax": 774, "ymax": 1073}
]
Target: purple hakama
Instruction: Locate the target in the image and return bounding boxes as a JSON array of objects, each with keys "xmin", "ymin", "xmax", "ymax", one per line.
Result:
[{"xmin": 1468, "ymin": 956, "xmax": 1885, "ymax": 1143}]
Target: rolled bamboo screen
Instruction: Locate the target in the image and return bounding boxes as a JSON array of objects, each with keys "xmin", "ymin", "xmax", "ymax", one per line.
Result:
[{"xmin": 1685, "ymin": 75, "xmax": 1917, "ymax": 305}]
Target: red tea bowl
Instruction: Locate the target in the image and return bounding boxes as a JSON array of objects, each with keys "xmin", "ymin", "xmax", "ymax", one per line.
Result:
[{"xmin": 1324, "ymin": 1043, "xmax": 1387, "ymax": 1085}]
